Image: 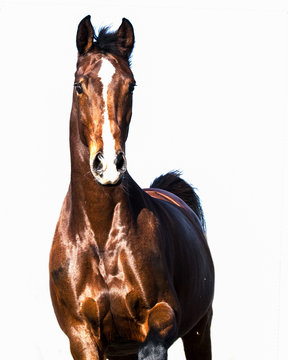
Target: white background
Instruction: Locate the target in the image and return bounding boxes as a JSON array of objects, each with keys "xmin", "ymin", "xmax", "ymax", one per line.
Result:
[{"xmin": 0, "ymin": 0, "xmax": 287, "ymax": 359}]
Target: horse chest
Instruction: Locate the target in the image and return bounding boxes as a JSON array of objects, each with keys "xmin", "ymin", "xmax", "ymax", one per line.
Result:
[
  {"xmin": 54, "ymin": 204, "xmax": 161, "ymax": 342},
  {"xmin": 80, "ymin": 244, "xmax": 149, "ymax": 343},
  {"xmin": 90, "ymin": 204, "xmax": 153, "ymax": 319}
]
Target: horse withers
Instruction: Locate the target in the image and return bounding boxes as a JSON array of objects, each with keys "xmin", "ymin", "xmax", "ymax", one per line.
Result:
[{"xmin": 49, "ymin": 15, "xmax": 214, "ymax": 360}]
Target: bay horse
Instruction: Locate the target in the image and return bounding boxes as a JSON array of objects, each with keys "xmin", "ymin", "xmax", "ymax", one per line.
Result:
[{"xmin": 49, "ymin": 15, "xmax": 214, "ymax": 360}]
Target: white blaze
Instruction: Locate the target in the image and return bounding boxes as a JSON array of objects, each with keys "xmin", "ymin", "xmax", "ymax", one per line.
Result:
[{"xmin": 97, "ymin": 58, "xmax": 119, "ymax": 184}]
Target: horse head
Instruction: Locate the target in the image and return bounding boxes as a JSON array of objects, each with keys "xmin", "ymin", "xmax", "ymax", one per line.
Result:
[{"xmin": 73, "ymin": 16, "xmax": 135, "ymax": 186}]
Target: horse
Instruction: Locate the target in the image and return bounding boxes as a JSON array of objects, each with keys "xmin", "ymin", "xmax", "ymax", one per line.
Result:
[{"xmin": 49, "ymin": 15, "xmax": 214, "ymax": 360}]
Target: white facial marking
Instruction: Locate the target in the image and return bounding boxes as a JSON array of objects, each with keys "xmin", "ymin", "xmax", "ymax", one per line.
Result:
[{"xmin": 97, "ymin": 58, "xmax": 119, "ymax": 184}]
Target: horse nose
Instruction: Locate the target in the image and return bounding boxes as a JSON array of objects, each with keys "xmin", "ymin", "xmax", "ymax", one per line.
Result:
[
  {"xmin": 92, "ymin": 151, "xmax": 127, "ymax": 184},
  {"xmin": 115, "ymin": 152, "xmax": 127, "ymax": 173}
]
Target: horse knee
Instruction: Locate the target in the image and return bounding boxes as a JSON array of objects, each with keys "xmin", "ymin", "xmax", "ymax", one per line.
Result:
[
  {"xmin": 146, "ymin": 302, "xmax": 177, "ymax": 344},
  {"xmin": 138, "ymin": 302, "xmax": 177, "ymax": 360}
]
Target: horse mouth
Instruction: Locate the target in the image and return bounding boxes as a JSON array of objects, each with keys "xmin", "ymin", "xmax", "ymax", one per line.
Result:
[{"xmin": 95, "ymin": 173, "xmax": 124, "ymax": 187}]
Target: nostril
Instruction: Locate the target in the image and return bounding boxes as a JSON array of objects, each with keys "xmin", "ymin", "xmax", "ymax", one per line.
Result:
[
  {"xmin": 93, "ymin": 152, "xmax": 104, "ymax": 174},
  {"xmin": 115, "ymin": 152, "xmax": 127, "ymax": 173}
]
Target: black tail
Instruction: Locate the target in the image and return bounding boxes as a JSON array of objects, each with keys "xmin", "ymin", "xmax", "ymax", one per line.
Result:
[{"xmin": 150, "ymin": 170, "xmax": 206, "ymax": 231}]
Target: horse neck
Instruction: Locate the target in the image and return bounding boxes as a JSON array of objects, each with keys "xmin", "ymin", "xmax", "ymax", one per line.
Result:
[{"xmin": 68, "ymin": 107, "xmax": 144, "ymax": 247}]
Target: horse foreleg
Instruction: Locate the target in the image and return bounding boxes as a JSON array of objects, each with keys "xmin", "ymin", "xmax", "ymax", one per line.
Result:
[
  {"xmin": 50, "ymin": 288, "xmax": 103, "ymax": 359},
  {"xmin": 138, "ymin": 302, "xmax": 177, "ymax": 360},
  {"xmin": 67, "ymin": 321, "xmax": 104, "ymax": 360},
  {"xmin": 182, "ymin": 307, "xmax": 212, "ymax": 360}
]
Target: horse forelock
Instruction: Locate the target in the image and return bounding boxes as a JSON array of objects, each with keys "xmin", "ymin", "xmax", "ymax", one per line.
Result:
[{"xmin": 95, "ymin": 26, "xmax": 133, "ymax": 66}]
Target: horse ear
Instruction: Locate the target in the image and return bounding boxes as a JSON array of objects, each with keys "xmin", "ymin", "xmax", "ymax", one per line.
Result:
[
  {"xmin": 76, "ymin": 15, "xmax": 95, "ymax": 55},
  {"xmin": 116, "ymin": 18, "xmax": 135, "ymax": 60}
]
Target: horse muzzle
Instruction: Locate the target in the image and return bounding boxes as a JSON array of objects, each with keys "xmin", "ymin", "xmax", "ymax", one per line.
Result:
[{"xmin": 91, "ymin": 151, "xmax": 127, "ymax": 186}]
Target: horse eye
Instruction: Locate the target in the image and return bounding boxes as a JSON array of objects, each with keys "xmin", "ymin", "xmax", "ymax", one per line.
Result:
[
  {"xmin": 74, "ymin": 82, "xmax": 83, "ymax": 94},
  {"xmin": 128, "ymin": 82, "xmax": 136, "ymax": 94}
]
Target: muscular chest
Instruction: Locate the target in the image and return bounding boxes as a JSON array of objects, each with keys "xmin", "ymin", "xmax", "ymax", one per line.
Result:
[
  {"xmin": 51, "ymin": 204, "xmax": 162, "ymax": 342},
  {"xmin": 77, "ymin": 239, "xmax": 151, "ymax": 344}
]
